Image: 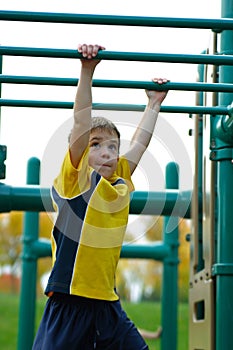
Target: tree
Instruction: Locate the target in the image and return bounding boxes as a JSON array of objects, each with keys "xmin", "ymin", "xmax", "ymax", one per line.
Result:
[
  {"xmin": 0, "ymin": 211, "xmax": 53, "ymax": 294},
  {"xmin": 0, "ymin": 212, "xmax": 23, "ymax": 293}
]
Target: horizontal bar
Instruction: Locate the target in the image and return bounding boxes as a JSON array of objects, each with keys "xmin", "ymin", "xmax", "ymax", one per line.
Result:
[
  {"xmin": 1, "ymin": 46, "xmax": 233, "ymax": 65},
  {"xmin": 212, "ymin": 263, "xmax": 233, "ymax": 276},
  {"xmin": 0, "ymin": 98, "xmax": 229, "ymax": 115},
  {"xmin": 1, "ymin": 75, "xmax": 233, "ymax": 93},
  {"xmin": 130, "ymin": 190, "xmax": 191, "ymax": 217},
  {"xmin": 0, "ymin": 10, "xmax": 233, "ymax": 30},
  {"xmin": 0, "ymin": 184, "xmax": 191, "ymax": 218},
  {"xmin": 121, "ymin": 242, "xmax": 170, "ymax": 260},
  {"xmin": 0, "ymin": 184, "xmax": 53, "ymax": 212},
  {"xmin": 0, "ymin": 98, "xmax": 74, "ymax": 109},
  {"xmin": 30, "ymin": 238, "xmax": 170, "ymax": 261},
  {"xmin": 93, "ymin": 104, "xmax": 228, "ymax": 115},
  {"xmin": 30, "ymin": 240, "xmax": 51, "ymax": 258}
]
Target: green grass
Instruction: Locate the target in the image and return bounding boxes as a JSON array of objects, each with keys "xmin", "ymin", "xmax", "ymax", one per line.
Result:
[
  {"xmin": 0, "ymin": 293, "xmax": 188, "ymax": 350},
  {"xmin": 121, "ymin": 300, "xmax": 189, "ymax": 350}
]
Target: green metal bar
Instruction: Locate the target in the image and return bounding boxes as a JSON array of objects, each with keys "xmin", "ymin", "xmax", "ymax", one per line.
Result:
[
  {"xmin": 215, "ymin": 1, "xmax": 233, "ymax": 349},
  {"xmin": 31, "ymin": 239, "xmax": 170, "ymax": 261},
  {"xmin": 30, "ymin": 239, "xmax": 51, "ymax": 259},
  {"xmin": 0, "ymin": 10, "xmax": 233, "ymax": 30},
  {"xmin": 0, "ymin": 54, "xmax": 2, "ymax": 138},
  {"xmin": 0, "ymin": 98, "xmax": 230, "ymax": 115},
  {"xmin": 130, "ymin": 190, "xmax": 191, "ymax": 217},
  {"xmin": 215, "ymin": 160, "xmax": 233, "ymax": 350},
  {"xmin": 0, "ymin": 54, "xmax": 5, "ymax": 180},
  {"xmin": 196, "ymin": 62, "xmax": 204, "ymax": 272},
  {"xmin": 1, "ymin": 46, "xmax": 233, "ymax": 65},
  {"xmin": 17, "ymin": 158, "xmax": 40, "ymax": 350},
  {"xmin": 0, "ymin": 184, "xmax": 53, "ymax": 212},
  {"xmin": 0, "ymin": 98, "xmax": 74, "ymax": 109},
  {"xmin": 0, "ymin": 185, "xmax": 191, "ymax": 218},
  {"xmin": 121, "ymin": 242, "xmax": 170, "ymax": 260},
  {"xmin": 1, "ymin": 75, "xmax": 233, "ymax": 92},
  {"xmin": 161, "ymin": 162, "xmax": 179, "ymax": 350}
]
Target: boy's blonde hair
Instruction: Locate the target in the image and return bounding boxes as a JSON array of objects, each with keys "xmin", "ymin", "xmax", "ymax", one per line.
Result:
[
  {"xmin": 68, "ymin": 116, "xmax": 121, "ymax": 148},
  {"xmin": 91, "ymin": 116, "xmax": 120, "ymax": 141}
]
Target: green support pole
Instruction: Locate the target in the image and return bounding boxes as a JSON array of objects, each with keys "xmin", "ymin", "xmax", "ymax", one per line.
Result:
[
  {"xmin": 17, "ymin": 158, "xmax": 40, "ymax": 350},
  {"xmin": 0, "ymin": 53, "xmax": 7, "ymax": 181},
  {"xmin": 214, "ymin": 1, "xmax": 233, "ymax": 349},
  {"xmin": 161, "ymin": 162, "xmax": 179, "ymax": 350},
  {"xmin": 192, "ymin": 61, "xmax": 205, "ymax": 321},
  {"xmin": 0, "ymin": 53, "xmax": 2, "ymax": 133},
  {"xmin": 196, "ymin": 62, "xmax": 204, "ymax": 272}
]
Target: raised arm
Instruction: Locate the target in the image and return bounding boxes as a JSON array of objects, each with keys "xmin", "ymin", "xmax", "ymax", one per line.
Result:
[
  {"xmin": 69, "ymin": 44, "xmax": 105, "ymax": 168},
  {"xmin": 124, "ymin": 78, "xmax": 169, "ymax": 175}
]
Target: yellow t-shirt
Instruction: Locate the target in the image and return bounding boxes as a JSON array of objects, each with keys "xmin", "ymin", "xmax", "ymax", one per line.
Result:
[{"xmin": 45, "ymin": 148, "xmax": 134, "ymax": 301}]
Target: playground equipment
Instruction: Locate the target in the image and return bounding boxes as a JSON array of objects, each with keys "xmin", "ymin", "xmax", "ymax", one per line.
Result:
[{"xmin": 0, "ymin": 2, "xmax": 233, "ymax": 350}]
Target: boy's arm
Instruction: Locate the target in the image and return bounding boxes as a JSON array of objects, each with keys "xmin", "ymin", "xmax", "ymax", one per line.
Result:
[
  {"xmin": 69, "ymin": 44, "xmax": 105, "ymax": 168},
  {"xmin": 124, "ymin": 78, "xmax": 168, "ymax": 175}
]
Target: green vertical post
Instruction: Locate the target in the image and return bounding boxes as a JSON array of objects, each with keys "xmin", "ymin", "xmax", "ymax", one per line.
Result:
[
  {"xmin": 0, "ymin": 53, "xmax": 2, "ymax": 135},
  {"xmin": 215, "ymin": 0, "xmax": 233, "ymax": 349},
  {"xmin": 161, "ymin": 162, "xmax": 179, "ymax": 350},
  {"xmin": 0, "ymin": 54, "xmax": 7, "ymax": 181},
  {"xmin": 17, "ymin": 158, "xmax": 40, "ymax": 350},
  {"xmin": 196, "ymin": 61, "xmax": 205, "ymax": 272}
]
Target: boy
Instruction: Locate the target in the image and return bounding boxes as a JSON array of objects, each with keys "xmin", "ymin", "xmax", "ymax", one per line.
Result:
[{"xmin": 33, "ymin": 44, "xmax": 168, "ymax": 350}]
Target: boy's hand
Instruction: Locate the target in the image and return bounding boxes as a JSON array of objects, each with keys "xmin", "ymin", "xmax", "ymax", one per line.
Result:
[
  {"xmin": 146, "ymin": 77, "xmax": 169, "ymax": 107},
  {"xmin": 78, "ymin": 44, "xmax": 106, "ymax": 68}
]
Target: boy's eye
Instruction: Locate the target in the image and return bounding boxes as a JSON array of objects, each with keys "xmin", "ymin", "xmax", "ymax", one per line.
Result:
[
  {"xmin": 109, "ymin": 144, "xmax": 117, "ymax": 151},
  {"xmin": 91, "ymin": 142, "xmax": 100, "ymax": 148}
]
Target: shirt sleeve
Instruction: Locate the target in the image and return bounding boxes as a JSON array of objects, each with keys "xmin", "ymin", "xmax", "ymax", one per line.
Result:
[
  {"xmin": 53, "ymin": 147, "xmax": 91, "ymax": 198},
  {"xmin": 116, "ymin": 156, "xmax": 135, "ymax": 192}
]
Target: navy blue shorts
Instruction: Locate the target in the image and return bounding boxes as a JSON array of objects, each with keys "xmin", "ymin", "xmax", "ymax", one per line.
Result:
[{"xmin": 32, "ymin": 293, "xmax": 149, "ymax": 350}]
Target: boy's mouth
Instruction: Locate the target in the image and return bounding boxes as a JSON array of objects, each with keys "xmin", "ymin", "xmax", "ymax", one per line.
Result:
[{"xmin": 98, "ymin": 162, "xmax": 112, "ymax": 168}]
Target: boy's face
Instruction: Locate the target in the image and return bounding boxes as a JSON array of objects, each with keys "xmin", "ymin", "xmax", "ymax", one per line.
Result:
[{"xmin": 88, "ymin": 129, "xmax": 119, "ymax": 180}]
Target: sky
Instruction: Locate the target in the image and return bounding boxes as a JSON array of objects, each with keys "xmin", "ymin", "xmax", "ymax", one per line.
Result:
[{"xmin": 0, "ymin": 0, "xmax": 221, "ymax": 193}]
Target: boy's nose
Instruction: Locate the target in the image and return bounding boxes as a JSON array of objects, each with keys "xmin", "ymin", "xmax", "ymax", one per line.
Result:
[{"xmin": 100, "ymin": 146, "xmax": 110, "ymax": 158}]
